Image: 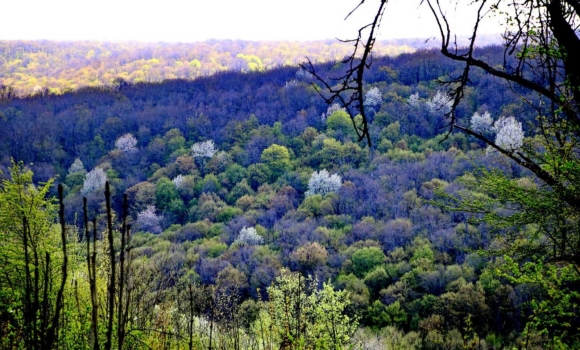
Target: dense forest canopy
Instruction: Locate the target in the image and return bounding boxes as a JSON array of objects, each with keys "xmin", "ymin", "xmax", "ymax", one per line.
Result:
[
  {"xmin": 0, "ymin": 40, "xmax": 416, "ymax": 97},
  {"xmin": 0, "ymin": 18, "xmax": 579, "ymax": 349}
]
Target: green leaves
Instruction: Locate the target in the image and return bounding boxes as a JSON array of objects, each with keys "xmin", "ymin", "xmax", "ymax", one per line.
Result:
[
  {"xmin": 496, "ymin": 257, "xmax": 580, "ymax": 348},
  {"xmin": 261, "ymin": 269, "xmax": 357, "ymax": 349},
  {"xmin": 261, "ymin": 144, "xmax": 291, "ymax": 180}
]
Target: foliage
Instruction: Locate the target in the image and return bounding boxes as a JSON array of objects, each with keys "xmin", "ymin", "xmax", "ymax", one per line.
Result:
[
  {"xmin": 0, "ymin": 162, "xmax": 65, "ymax": 349},
  {"xmin": 351, "ymin": 247, "xmax": 386, "ymax": 278},
  {"xmin": 304, "ymin": 169, "xmax": 342, "ymax": 197},
  {"xmin": 425, "ymin": 91, "xmax": 452, "ymax": 115},
  {"xmin": 408, "ymin": 92, "xmax": 420, "ymax": 107},
  {"xmin": 234, "ymin": 226, "xmax": 264, "ymax": 245},
  {"xmin": 1, "ymin": 41, "xmax": 579, "ymax": 348},
  {"xmin": 364, "ymin": 86, "xmax": 382, "ymax": 108},
  {"xmin": 172, "ymin": 174, "xmax": 185, "ymax": 189},
  {"xmin": 290, "ymin": 242, "xmax": 328, "ymax": 272},
  {"xmin": 191, "ymin": 140, "xmax": 218, "ymax": 159},
  {"xmin": 326, "ymin": 109, "xmax": 353, "ymax": 138},
  {"xmin": 321, "ymin": 103, "xmax": 345, "ymax": 122},
  {"xmin": 492, "ymin": 116, "xmax": 524, "ymax": 153},
  {"xmin": 135, "ymin": 205, "xmax": 163, "ymax": 234},
  {"xmin": 470, "ymin": 111, "xmax": 493, "ymax": 135},
  {"xmin": 114, "ymin": 133, "xmax": 138, "ymax": 154},
  {"xmin": 68, "ymin": 158, "xmax": 86, "ymax": 175},
  {"xmin": 260, "ymin": 269, "xmax": 357, "ymax": 349},
  {"xmin": 497, "ymin": 257, "xmax": 580, "ymax": 348},
  {"xmin": 260, "ymin": 144, "xmax": 291, "ymax": 179},
  {"xmin": 0, "ymin": 40, "xmax": 414, "ymax": 96},
  {"xmin": 81, "ymin": 167, "xmax": 107, "ymax": 196}
]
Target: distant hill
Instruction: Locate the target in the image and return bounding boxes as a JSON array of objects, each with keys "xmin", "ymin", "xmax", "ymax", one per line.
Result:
[{"xmin": 0, "ymin": 40, "xmax": 416, "ymax": 97}]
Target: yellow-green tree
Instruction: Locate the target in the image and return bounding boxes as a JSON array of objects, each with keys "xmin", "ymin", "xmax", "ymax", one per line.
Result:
[
  {"xmin": 0, "ymin": 162, "xmax": 68, "ymax": 349},
  {"xmin": 261, "ymin": 144, "xmax": 291, "ymax": 181},
  {"xmin": 254, "ymin": 269, "xmax": 357, "ymax": 349}
]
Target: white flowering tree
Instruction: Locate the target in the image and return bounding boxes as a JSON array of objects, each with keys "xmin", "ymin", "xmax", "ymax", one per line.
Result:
[
  {"xmin": 408, "ymin": 92, "xmax": 420, "ymax": 107},
  {"xmin": 172, "ymin": 175, "xmax": 185, "ymax": 189},
  {"xmin": 115, "ymin": 133, "xmax": 138, "ymax": 153},
  {"xmin": 305, "ymin": 169, "xmax": 342, "ymax": 197},
  {"xmin": 135, "ymin": 205, "xmax": 163, "ymax": 234},
  {"xmin": 68, "ymin": 158, "xmax": 86, "ymax": 175},
  {"xmin": 284, "ymin": 80, "xmax": 300, "ymax": 89},
  {"xmin": 81, "ymin": 167, "xmax": 107, "ymax": 196},
  {"xmin": 234, "ymin": 226, "xmax": 264, "ymax": 245},
  {"xmin": 470, "ymin": 111, "xmax": 493, "ymax": 134},
  {"xmin": 493, "ymin": 117, "xmax": 524, "ymax": 152},
  {"xmin": 191, "ymin": 140, "xmax": 217, "ymax": 159},
  {"xmin": 426, "ymin": 91, "xmax": 453, "ymax": 115},
  {"xmin": 470, "ymin": 112, "xmax": 524, "ymax": 153},
  {"xmin": 364, "ymin": 87, "xmax": 382, "ymax": 109}
]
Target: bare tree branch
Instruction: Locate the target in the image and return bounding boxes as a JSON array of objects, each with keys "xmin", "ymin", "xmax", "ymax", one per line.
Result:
[{"xmin": 302, "ymin": 0, "xmax": 388, "ymax": 147}]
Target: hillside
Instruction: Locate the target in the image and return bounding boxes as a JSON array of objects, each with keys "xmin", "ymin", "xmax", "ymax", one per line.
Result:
[{"xmin": 1, "ymin": 45, "xmax": 577, "ymax": 349}]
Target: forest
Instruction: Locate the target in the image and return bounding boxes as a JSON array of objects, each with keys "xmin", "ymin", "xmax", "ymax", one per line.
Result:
[
  {"xmin": 0, "ymin": 36, "xmax": 579, "ymax": 349},
  {"xmin": 0, "ymin": 40, "xmax": 417, "ymax": 97}
]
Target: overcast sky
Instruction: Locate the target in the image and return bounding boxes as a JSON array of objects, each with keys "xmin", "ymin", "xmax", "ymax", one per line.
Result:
[{"xmin": 0, "ymin": 0, "xmax": 504, "ymax": 42}]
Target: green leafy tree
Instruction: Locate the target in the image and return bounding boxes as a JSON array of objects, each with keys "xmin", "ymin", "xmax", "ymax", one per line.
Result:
[
  {"xmin": 497, "ymin": 257, "xmax": 580, "ymax": 348},
  {"xmin": 155, "ymin": 177, "xmax": 180, "ymax": 211},
  {"xmin": 351, "ymin": 247, "xmax": 386, "ymax": 278},
  {"xmin": 0, "ymin": 162, "xmax": 67, "ymax": 349},
  {"xmin": 326, "ymin": 109, "xmax": 352, "ymax": 139},
  {"xmin": 260, "ymin": 144, "xmax": 291, "ymax": 180},
  {"xmin": 364, "ymin": 300, "xmax": 407, "ymax": 329},
  {"xmin": 256, "ymin": 269, "xmax": 357, "ymax": 349},
  {"xmin": 247, "ymin": 163, "xmax": 271, "ymax": 189}
]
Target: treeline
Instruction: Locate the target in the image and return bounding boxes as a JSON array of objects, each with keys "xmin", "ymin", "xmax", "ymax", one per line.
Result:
[
  {"xmin": 0, "ymin": 40, "xmax": 414, "ymax": 97},
  {"xmin": 1, "ymin": 46, "xmax": 578, "ymax": 349}
]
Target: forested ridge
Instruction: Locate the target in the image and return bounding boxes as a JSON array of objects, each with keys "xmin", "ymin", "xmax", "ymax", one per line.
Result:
[
  {"xmin": 0, "ymin": 44, "xmax": 578, "ymax": 349},
  {"xmin": 0, "ymin": 40, "xmax": 415, "ymax": 97}
]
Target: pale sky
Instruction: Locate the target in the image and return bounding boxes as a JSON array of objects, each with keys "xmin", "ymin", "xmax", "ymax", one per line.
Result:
[{"xmin": 0, "ymin": 0, "xmax": 504, "ymax": 42}]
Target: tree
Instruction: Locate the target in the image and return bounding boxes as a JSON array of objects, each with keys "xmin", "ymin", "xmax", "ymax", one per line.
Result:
[
  {"xmin": 233, "ymin": 226, "xmax": 264, "ymax": 245},
  {"xmin": 305, "ymin": 169, "xmax": 342, "ymax": 197},
  {"xmin": 114, "ymin": 133, "xmax": 138, "ymax": 153},
  {"xmin": 260, "ymin": 144, "xmax": 291, "ymax": 180},
  {"xmin": 0, "ymin": 162, "xmax": 67, "ymax": 349},
  {"xmin": 135, "ymin": 205, "xmax": 163, "ymax": 234},
  {"xmin": 363, "ymin": 86, "xmax": 382, "ymax": 110},
  {"xmin": 326, "ymin": 109, "xmax": 354, "ymax": 139},
  {"xmin": 496, "ymin": 257, "xmax": 580, "ymax": 347},
  {"xmin": 191, "ymin": 140, "xmax": 217, "ymax": 159},
  {"xmin": 425, "ymin": 91, "xmax": 452, "ymax": 115},
  {"xmin": 191, "ymin": 140, "xmax": 217, "ymax": 172},
  {"xmin": 408, "ymin": 92, "xmax": 421, "ymax": 108},
  {"xmin": 81, "ymin": 167, "xmax": 107, "ymax": 196},
  {"xmin": 351, "ymin": 247, "xmax": 386, "ymax": 279},
  {"xmin": 258, "ymin": 269, "xmax": 357, "ymax": 349},
  {"xmin": 68, "ymin": 158, "xmax": 86, "ymax": 175},
  {"xmin": 492, "ymin": 116, "xmax": 524, "ymax": 153},
  {"xmin": 155, "ymin": 177, "xmax": 180, "ymax": 211},
  {"xmin": 172, "ymin": 174, "xmax": 185, "ymax": 189},
  {"xmin": 290, "ymin": 242, "xmax": 329, "ymax": 272},
  {"xmin": 470, "ymin": 111, "xmax": 493, "ymax": 134},
  {"xmin": 321, "ymin": 103, "xmax": 345, "ymax": 122}
]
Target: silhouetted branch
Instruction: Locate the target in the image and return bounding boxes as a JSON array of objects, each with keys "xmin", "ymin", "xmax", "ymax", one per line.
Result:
[{"xmin": 301, "ymin": 0, "xmax": 388, "ymax": 147}]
